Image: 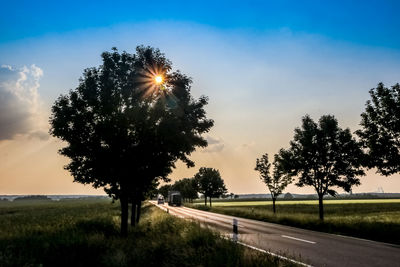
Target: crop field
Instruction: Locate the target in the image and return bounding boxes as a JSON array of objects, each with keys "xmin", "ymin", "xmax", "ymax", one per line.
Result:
[
  {"xmin": 190, "ymin": 199, "xmax": 400, "ymax": 245},
  {"xmin": 0, "ymin": 199, "xmax": 297, "ymax": 266}
]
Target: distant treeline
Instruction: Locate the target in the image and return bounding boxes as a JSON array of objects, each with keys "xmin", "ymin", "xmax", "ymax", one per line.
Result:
[
  {"xmin": 13, "ymin": 195, "xmax": 51, "ymax": 201},
  {"xmin": 202, "ymin": 193, "xmax": 400, "ymax": 202}
]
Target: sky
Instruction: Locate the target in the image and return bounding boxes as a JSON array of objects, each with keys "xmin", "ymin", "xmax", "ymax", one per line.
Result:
[{"xmin": 1, "ymin": 0, "xmax": 400, "ymax": 195}]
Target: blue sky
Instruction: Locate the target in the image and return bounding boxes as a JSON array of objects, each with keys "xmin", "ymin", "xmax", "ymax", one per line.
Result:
[
  {"xmin": 1, "ymin": 0, "xmax": 400, "ymax": 48},
  {"xmin": 0, "ymin": 1, "xmax": 400, "ymax": 194}
]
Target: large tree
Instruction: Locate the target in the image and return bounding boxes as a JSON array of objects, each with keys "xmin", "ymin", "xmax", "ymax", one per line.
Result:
[
  {"xmin": 255, "ymin": 153, "xmax": 292, "ymax": 214},
  {"xmin": 356, "ymin": 83, "xmax": 400, "ymax": 176},
  {"xmin": 50, "ymin": 47, "xmax": 213, "ymax": 235},
  {"xmin": 277, "ymin": 115, "xmax": 365, "ymax": 220},
  {"xmin": 194, "ymin": 167, "xmax": 227, "ymax": 207}
]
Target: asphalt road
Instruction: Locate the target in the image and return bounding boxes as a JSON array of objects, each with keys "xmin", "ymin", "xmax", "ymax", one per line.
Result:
[{"xmin": 151, "ymin": 201, "xmax": 400, "ymax": 267}]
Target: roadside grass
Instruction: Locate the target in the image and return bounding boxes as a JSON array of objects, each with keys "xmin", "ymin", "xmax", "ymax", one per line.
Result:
[
  {"xmin": 0, "ymin": 199, "xmax": 299, "ymax": 266},
  {"xmin": 189, "ymin": 201, "xmax": 400, "ymax": 245}
]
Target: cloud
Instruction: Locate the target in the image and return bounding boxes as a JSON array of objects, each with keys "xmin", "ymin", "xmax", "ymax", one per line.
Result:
[
  {"xmin": 240, "ymin": 142, "xmax": 256, "ymax": 149},
  {"xmin": 0, "ymin": 64, "xmax": 48, "ymax": 141},
  {"xmin": 202, "ymin": 135, "xmax": 224, "ymax": 153},
  {"xmin": 28, "ymin": 130, "xmax": 49, "ymax": 141}
]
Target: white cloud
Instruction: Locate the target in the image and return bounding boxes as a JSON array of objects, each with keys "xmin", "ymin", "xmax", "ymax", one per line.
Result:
[
  {"xmin": 0, "ymin": 64, "xmax": 48, "ymax": 141},
  {"xmin": 202, "ymin": 135, "xmax": 224, "ymax": 153}
]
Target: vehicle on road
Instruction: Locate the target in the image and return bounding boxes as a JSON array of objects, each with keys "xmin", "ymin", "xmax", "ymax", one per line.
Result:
[
  {"xmin": 168, "ymin": 191, "xmax": 182, "ymax": 206},
  {"xmin": 157, "ymin": 195, "xmax": 164, "ymax": 205}
]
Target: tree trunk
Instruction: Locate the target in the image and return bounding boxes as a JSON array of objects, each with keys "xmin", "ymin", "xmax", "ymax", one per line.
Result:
[
  {"xmin": 318, "ymin": 194, "xmax": 324, "ymax": 221},
  {"xmin": 272, "ymin": 198, "xmax": 276, "ymax": 214},
  {"xmin": 136, "ymin": 200, "xmax": 142, "ymax": 224},
  {"xmin": 130, "ymin": 202, "xmax": 136, "ymax": 227},
  {"xmin": 120, "ymin": 195, "xmax": 129, "ymax": 236},
  {"xmin": 204, "ymin": 195, "xmax": 207, "ymax": 206},
  {"xmin": 209, "ymin": 197, "xmax": 212, "ymax": 207}
]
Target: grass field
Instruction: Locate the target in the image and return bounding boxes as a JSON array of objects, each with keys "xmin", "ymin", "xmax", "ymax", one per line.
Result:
[
  {"xmin": 194, "ymin": 199, "xmax": 400, "ymax": 206},
  {"xmin": 0, "ymin": 199, "xmax": 298, "ymax": 266},
  {"xmin": 189, "ymin": 199, "xmax": 400, "ymax": 245}
]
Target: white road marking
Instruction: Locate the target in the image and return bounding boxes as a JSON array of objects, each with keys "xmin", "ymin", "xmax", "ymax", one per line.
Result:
[
  {"xmin": 234, "ymin": 239, "xmax": 313, "ymax": 267},
  {"xmin": 282, "ymin": 235, "xmax": 316, "ymax": 244}
]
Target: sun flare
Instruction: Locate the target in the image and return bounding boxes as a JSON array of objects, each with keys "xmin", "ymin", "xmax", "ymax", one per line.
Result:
[{"xmin": 155, "ymin": 75, "xmax": 163, "ymax": 84}]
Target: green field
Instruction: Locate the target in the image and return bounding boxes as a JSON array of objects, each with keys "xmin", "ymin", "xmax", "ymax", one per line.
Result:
[
  {"xmin": 0, "ymin": 199, "xmax": 297, "ymax": 266},
  {"xmin": 194, "ymin": 199, "xmax": 400, "ymax": 206},
  {"xmin": 189, "ymin": 199, "xmax": 400, "ymax": 245}
]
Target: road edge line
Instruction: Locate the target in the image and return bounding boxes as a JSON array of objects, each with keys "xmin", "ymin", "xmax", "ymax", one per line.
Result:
[{"xmin": 230, "ymin": 238, "xmax": 313, "ymax": 267}]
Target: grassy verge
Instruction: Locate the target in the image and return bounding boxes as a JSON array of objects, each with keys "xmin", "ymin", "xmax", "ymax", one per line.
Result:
[
  {"xmin": 0, "ymin": 199, "xmax": 298, "ymax": 266},
  {"xmin": 188, "ymin": 202, "xmax": 400, "ymax": 245}
]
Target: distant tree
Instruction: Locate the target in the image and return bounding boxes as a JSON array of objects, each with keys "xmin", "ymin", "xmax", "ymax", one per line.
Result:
[
  {"xmin": 284, "ymin": 192, "xmax": 293, "ymax": 200},
  {"xmin": 50, "ymin": 47, "xmax": 213, "ymax": 236},
  {"xmin": 277, "ymin": 115, "xmax": 365, "ymax": 220},
  {"xmin": 14, "ymin": 195, "xmax": 51, "ymax": 201},
  {"xmin": 255, "ymin": 153, "xmax": 292, "ymax": 213},
  {"xmin": 229, "ymin": 193, "xmax": 234, "ymax": 199},
  {"xmin": 158, "ymin": 184, "xmax": 173, "ymax": 199},
  {"xmin": 194, "ymin": 167, "xmax": 227, "ymax": 207},
  {"xmin": 172, "ymin": 178, "xmax": 198, "ymax": 202},
  {"xmin": 356, "ymin": 83, "xmax": 400, "ymax": 176},
  {"xmin": 234, "ymin": 194, "xmax": 239, "ymax": 199},
  {"xmin": 146, "ymin": 180, "xmax": 160, "ymax": 200}
]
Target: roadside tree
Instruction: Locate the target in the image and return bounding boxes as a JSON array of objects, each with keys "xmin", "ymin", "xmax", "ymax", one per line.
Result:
[
  {"xmin": 255, "ymin": 153, "xmax": 292, "ymax": 213},
  {"xmin": 173, "ymin": 178, "xmax": 198, "ymax": 202},
  {"xmin": 50, "ymin": 46, "xmax": 213, "ymax": 235},
  {"xmin": 194, "ymin": 167, "xmax": 227, "ymax": 207},
  {"xmin": 277, "ymin": 115, "xmax": 365, "ymax": 220},
  {"xmin": 356, "ymin": 83, "xmax": 400, "ymax": 176},
  {"xmin": 158, "ymin": 184, "xmax": 173, "ymax": 199}
]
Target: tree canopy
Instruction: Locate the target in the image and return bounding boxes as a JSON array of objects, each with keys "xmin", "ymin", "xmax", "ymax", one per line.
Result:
[
  {"xmin": 357, "ymin": 83, "xmax": 400, "ymax": 176},
  {"xmin": 50, "ymin": 46, "xmax": 213, "ymax": 235},
  {"xmin": 194, "ymin": 167, "xmax": 227, "ymax": 207},
  {"xmin": 255, "ymin": 153, "xmax": 292, "ymax": 213},
  {"xmin": 172, "ymin": 178, "xmax": 198, "ymax": 202},
  {"xmin": 158, "ymin": 184, "xmax": 173, "ymax": 199},
  {"xmin": 277, "ymin": 115, "xmax": 365, "ymax": 220}
]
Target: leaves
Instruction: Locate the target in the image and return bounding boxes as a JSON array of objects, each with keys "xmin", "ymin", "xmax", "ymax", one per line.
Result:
[
  {"xmin": 255, "ymin": 153, "xmax": 292, "ymax": 199},
  {"xmin": 194, "ymin": 168, "xmax": 227, "ymax": 198},
  {"xmin": 278, "ymin": 115, "xmax": 364, "ymax": 197},
  {"xmin": 357, "ymin": 83, "xmax": 400, "ymax": 176},
  {"xmin": 49, "ymin": 46, "xmax": 214, "ymax": 202}
]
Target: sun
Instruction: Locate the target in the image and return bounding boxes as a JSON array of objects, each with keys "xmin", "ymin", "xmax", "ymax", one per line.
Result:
[{"xmin": 154, "ymin": 75, "xmax": 163, "ymax": 85}]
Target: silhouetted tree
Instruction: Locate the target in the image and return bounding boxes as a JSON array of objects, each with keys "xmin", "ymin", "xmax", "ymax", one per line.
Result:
[
  {"xmin": 356, "ymin": 83, "xmax": 400, "ymax": 176},
  {"xmin": 194, "ymin": 167, "xmax": 227, "ymax": 207},
  {"xmin": 158, "ymin": 184, "xmax": 173, "ymax": 199},
  {"xmin": 277, "ymin": 115, "xmax": 365, "ymax": 220},
  {"xmin": 255, "ymin": 153, "xmax": 292, "ymax": 213},
  {"xmin": 173, "ymin": 178, "xmax": 198, "ymax": 202},
  {"xmin": 284, "ymin": 192, "xmax": 293, "ymax": 200},
  {"xmin": 50, "ymin": 46, "xmax": 213, "ymax": 235}
]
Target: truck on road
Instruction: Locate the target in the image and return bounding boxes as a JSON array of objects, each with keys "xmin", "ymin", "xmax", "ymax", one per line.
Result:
[{"xmin": 168, "ymin": 191, "xmax": 182, "ymax": 206}]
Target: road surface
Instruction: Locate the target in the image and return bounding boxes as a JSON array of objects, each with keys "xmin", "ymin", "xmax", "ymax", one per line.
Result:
[{"xmin": 151, "ymin": 201, "xmax": 400, "ymax": 267}]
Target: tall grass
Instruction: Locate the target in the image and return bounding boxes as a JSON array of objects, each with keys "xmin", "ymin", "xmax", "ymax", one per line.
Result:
[
  {"xmin": 191, "ymin": 202, "xmax": 400, "ymax": 245},
  {"xmin": 0, "ymin": 199, "xmax": 298, "ymax": 266}
]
